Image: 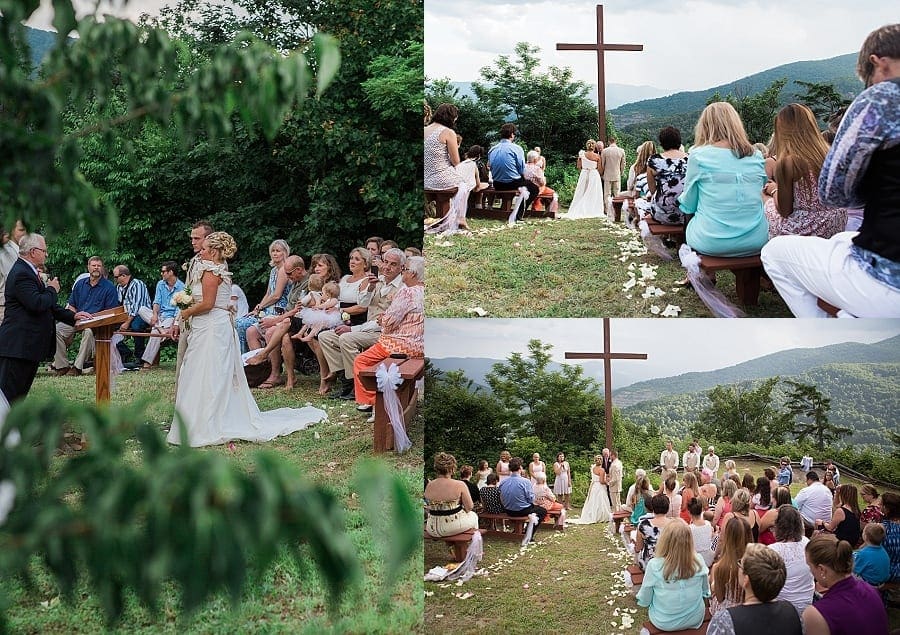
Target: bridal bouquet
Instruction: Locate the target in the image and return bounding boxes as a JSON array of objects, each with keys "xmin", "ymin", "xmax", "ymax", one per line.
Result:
[
  {"xmin": 171, "ymin": 288, "xmax": 194, "ymax": 310},
  {"xmin": 172, "ymin": 287, "xmax": 195, "ymax": 329}
]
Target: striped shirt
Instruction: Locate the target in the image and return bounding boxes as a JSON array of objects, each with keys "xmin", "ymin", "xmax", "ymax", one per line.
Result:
[{"xmin": 118, "ymin": 277, "xmax": 151, "ymax": 317}]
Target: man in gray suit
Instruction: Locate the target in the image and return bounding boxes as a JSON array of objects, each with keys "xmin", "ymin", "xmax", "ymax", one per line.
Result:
[
  {"xmin": 319, "ymin": 248, "xmax": 405, "ymax": 400},
  {"xmin": 0, "ymin": 233, "xmax": 81, "ymax": 404}
]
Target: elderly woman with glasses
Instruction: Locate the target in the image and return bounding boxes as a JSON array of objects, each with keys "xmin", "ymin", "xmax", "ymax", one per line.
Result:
[{"xmin": 351, "ymin": 256, "xmax": 424, "ymax": 418}]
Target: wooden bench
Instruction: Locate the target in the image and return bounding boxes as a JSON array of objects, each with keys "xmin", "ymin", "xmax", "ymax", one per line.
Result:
[
  {"xmin": 611, "ymin": 195, "xmax": 635, "ymax": 223},
  {"xmin": 468, "ymin": 187, "xmax": 555, "ymax": 220},
  {"xmin": 478, "ymin": 510, "xmax": 563, "ymax": 537},
  {"xmin": 627, "ymin": 563, "xmax": 644, "ymax": 590},
  {"xmin": 644, "ymin": 216, "xmax": 686, "ymax": 245},
  {"xmin": 817, "ymin": 298, "xmax": 840, "ymax": 317},
  {"xmin": 612, "ymin": 510, "xmax": 630, "ymax": 534},
  {"xmin": 425, "ymin": 187, "xmax": 458, "ymax": 217},
  {"xmin": 357, "ymin": 357, "xmax": 424, "ymax": 453},
  {"xmin": 642, "ymin": 608, "xmax": 712, "ymax": 635},
  {"xmin": 423, "ymin": 527, "xmax": 485, "ymax": 562},
  {"xmin": 697, "ymin": 253, "xmax": 763, "ymax": 306}
]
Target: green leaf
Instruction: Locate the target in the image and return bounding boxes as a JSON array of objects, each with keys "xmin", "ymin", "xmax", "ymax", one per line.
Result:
[{"xmin": 313, "ymin": 33, "xmax": 340, "ymax": 97}]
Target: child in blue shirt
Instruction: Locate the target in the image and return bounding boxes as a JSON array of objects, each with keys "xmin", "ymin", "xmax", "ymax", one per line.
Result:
[{"xmin": 854, "ymin": 522, "xmax": 891, "ymax": 585}]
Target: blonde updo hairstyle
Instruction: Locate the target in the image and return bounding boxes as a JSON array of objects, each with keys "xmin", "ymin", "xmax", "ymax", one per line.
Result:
[{"xmin": 205, "ymin": 231, "xmax": 237, "ymax": 260}]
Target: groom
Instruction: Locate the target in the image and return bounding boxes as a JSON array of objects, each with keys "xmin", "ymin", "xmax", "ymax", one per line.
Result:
[
  {"xmin": 172, "ymin": 220, "xmax": 213, "ymax": 393},
  {"xmin": 0, "ymin": 233, "xmax": 82, "ymax": 404}
]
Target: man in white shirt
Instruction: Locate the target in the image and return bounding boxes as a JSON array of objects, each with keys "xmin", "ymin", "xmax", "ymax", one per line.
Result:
[
  {"xmin": 702, "ymin": 446, "xmax": 720, "ymax": 480},
  {"xmin": 683, "ymin": 442, "xmax": 701, "ymax": 473},
  {"xmin": 660, "ymin": 440, "xmax": 679, "ymax": 472},
  {"xmin": 794, "ymin": 471, "xmax": 833, "ymax": 532},
  {"xmin": 0, "ymin": 220, "xmax": 26, "ymax": 325}
]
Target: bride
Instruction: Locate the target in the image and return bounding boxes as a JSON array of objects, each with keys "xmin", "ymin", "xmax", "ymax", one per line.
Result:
[
  {"xmin": 569, "ymin": 454, "xmax": 612, "ymax": 524},
  {"xmin": 560, "ymin": 139, "xmax": 605, "ymax": 219},
  {"xmin": 168, "ymin": 232, "xmax": 326, "ymax": 447}
]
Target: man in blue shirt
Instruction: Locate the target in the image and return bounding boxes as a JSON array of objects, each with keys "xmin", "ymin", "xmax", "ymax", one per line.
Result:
[
  {"xmin": 136, "ymin": 260, "xmax": 185, "ymax": 369},
  {"xmin": 53, "ymin": 256, "xmax": 120, "ymax": 376},
  {"xmin": 498, "ymin": 456, "xmax": 547, "ymax": 530},
  {"xmin": 777, "ymin": 458, "xmax": 793, "ymax": 486},
  {"xmin": 488, "ymin": 123, "xmax": 539, "ymax": 224}
]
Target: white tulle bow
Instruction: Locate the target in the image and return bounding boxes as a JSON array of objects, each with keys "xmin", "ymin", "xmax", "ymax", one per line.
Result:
[
  {"xmin": 678, "ymin": 244, "xmax": 745, "ymax": 318},
  {"xmin": 375, "ymin": 362, "xmax": 412, "ymax": 453}
]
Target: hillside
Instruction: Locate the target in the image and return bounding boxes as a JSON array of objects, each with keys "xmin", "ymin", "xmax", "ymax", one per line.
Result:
[
  {"xmin": 611, "ymin": 53, "xmax": 860, "ymax": 140},
  {"xmin": 621, "ymin": 363, "xmax": 900, "ymax": 449},
  {"xmin": 23, "ymin": 25, "xmax": 58, "ymax": 70},
  {"xmin": 613, "ymin": 335, "xmax": 900, "ymax": 406},
  {"xmin": 445, "ymin": 80, "xmax": 673, "ymax": 111}
]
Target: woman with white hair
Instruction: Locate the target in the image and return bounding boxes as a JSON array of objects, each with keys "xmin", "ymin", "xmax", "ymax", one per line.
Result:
[
  {"xmin": 524, "ymin": 150, "xmax": 559, "ymax": 215},
  {"xmin": 236, "ymin": 239, "xmax": 293, "ymax": 356},
  {"xmin": 351, "ymin": 256, "xmax": 424, "ymax": 419}
]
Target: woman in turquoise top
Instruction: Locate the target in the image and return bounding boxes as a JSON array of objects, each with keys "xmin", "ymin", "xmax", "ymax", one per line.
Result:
[
  {"xmin": 636, "ymin": 520, "xmax": 710, "ymax": 632},
  {"xmin": 679, "ymin": 102, "xmax": 769, "ymax": 257}
]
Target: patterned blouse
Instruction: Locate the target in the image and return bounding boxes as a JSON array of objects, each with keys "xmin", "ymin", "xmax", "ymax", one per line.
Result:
[
  {"xmin": 378, "ymin": 284, "xmax": 424, "ymax": 357},
  {"xmin": 648, "ymin": 153, "xmax": 688, "ymax": 224},
  {"xmin": 765, "ymin": 173, "xmax": 847, "ymax": 239}
]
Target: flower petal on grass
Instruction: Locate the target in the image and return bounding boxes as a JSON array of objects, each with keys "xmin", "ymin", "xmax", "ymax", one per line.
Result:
[{"xmin": 466, "ymin": 307, "xmax": 488, "ymax": 317}]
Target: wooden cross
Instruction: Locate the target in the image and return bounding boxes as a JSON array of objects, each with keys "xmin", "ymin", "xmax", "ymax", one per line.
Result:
[
  {"xmin": 564, "ymin": 318, "xmax": 647, "ymax": 449},
  {"xmin": 556, "ymin": 4, "xmax": 643, "ymax": 143}
]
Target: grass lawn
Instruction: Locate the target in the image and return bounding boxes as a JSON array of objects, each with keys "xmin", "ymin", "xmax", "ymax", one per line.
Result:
[
  {"xmin": 424, "ymin": 216, "xmax": 792, "ymax": 318},
  {"xmin": 2, "ymin": 363, "xmax": 424, "ymax": 634},
  {"xmin": 424, "ymin": 460, "xmax": 900, "ymax": 634}
]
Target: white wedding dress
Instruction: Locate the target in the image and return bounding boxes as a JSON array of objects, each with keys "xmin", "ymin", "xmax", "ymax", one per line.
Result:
[
  {"xmin": 168, "ymin": 261, "xmax": 327, "ymax": 447},
  {"xmin": 569, "ymin": 469, "xmax": 612, "ymax": 524},
  {"xmin": 561, "ymin": 150, "xmax": 606, "ymax": 219}
]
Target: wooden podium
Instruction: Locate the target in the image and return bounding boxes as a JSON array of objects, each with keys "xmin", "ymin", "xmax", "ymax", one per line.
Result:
[{"xmin": 75, "ymin": 306, "xmax": 127, "ymax": 403}]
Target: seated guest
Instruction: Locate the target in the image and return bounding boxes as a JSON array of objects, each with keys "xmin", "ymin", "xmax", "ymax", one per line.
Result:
[
  {"xmin": 880, "ymin": 491, "xmax": 900, "ymax": 582},
  {"xmin": 708, "ymin": 543, "xmax": 802, "ymax": 634},
  {"xmin": 794, "ymin": 471, "xmax": 833, "ymax": 533},
  {"xmin": 458, "ymin": 464, "xmax": 480, "ymax": 506},
  {"xmin": 137, "ymin": 261, "xmax": 184, "ymax": 369},
  {"xmin": 497, "ymin": 457, "xmax": 547, "ymax": 533},
  {"xmin": 679, "ymin": 102, "xmax": 769, "ymax": 256},
  {"xmin": 859, "ymin": 484, "xmax": 883, "ymax": 528},
  {"xmin": 762, "ymin": 104, "xmax": 847, "ymax": 239},
  {"xmin": 802, "ymin": 534, "xmax": 889, "ymax": 635},
  {"xmin": 713, "ymin": 478, "xmax": 738, "ymax": 530},
  {"xmin": 488, "ymin": 123, "xmax": 538, "ymax": 224},
  {"xmin": 646, "ymin": 126, "xmax": 689, "ymax": 225},
  {"xmin": 229, "ymin": 283, "xmax": 249, "ymax": 317},
  {"xmin": 479, "ymin": 473, "xmax": 503, "ymax": 514},
  {"xmin": 711, "ymin": 517, "xmax": 752, "ymax": 615},
  {"xmin": 853, "ymin": 523, "xmax": 890, "ymax": 586},
  {"xmin": 236, "ymin": 239, "xmax": 293, "ymax": 354},
  {"xmin": 761, "ymin": 24, "xmax": 900, "ymax": 318},
  {"xmin": 622, "ymin": 468, "xmax": 649, "ymax": 513},
  {"xmin": 319, "ymin": 248, "xmax": 404, "ymax": 400},
  {"xmin": 636, "ymin": 521, "xmax": 710, "ymax": 632},
  {"xmin": 816, "ymin": 484, "xmax": 861, "ymax": 547},
  {"xmin": 53, "ymin": 256, "xmax": 120, "ymax": 376},
  {"xmin": 720, "ymin": 489, "xmax": 760, "ymax": 543},
  {"xmin": 627, "ymin": 140, "xmax": 656, "ymax": 199},
  {"xmin": 768, "ymin": 504, "xmax": 814, "ymax": 615},
  {"xmin": 351, "ymin": 257, "xmax": 424, "ymax": 418},
  {"xmin": 524, "ymin": 150, "xmax": 559, "ymax": 214},
  {"xmin": 365, "ymin": 236, "xmax": 383, "ymax": 262},
  {"xmin": 243, "ymin": 256, "xmax": 309, "ymax": 390},
  {"xmin": 688, "ymin": 497, "xmax": 715, "ymax": 567},
  {"xmin": 424, "ymin": 103, "xmax": 472, "ymax": 234},
  {"xmin": 424, "ymin": 452, "xmax": 478, "ymax": 538},
  {"xmin": 111, "ymin": 264, "xmax": 152, "ymax": 364},
  {"xmin": 456, "ymin": 145, "xmax": 489, "ymax": 195},
  {"xmin": 759, "ymin": 486, "xmax": 793, "ymax": 546},
  {"xmin": 533, "ymin": 473, "xmax": 565, "ymax": 526},
  {"xmin": 635, "ymin": 494, "xmax": 672, "ymax": 571},
  {"xmin": 403, "ymin": 246, "xmax": 421, "ymax": 258}
]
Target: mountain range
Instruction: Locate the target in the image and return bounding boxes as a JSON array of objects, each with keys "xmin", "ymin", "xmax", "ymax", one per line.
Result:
[
  {"xmin": 445, "ymin": 80, "xmax": 674, "ymax": 112},
  {"xmin": 430, "ymin": 335, "xmax": 900, "ymax": 449}
]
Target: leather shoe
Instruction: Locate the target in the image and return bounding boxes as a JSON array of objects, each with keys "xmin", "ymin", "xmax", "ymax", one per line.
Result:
[
  {"xmin": 67, "ymin": 367, "xmax": 82, "ymax": 376},
  {"xmin": 356, "ymin": 404, "xmax": 372, "ymax": 412},
  {"xmin": 52, "ymin": 367, "xmax": 70, "ymax": 377}
]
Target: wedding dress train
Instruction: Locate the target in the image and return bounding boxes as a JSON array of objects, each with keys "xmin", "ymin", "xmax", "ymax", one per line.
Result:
[{"xmin": 167, "ymin": 261, "xmax": 326, "ymax": 447}]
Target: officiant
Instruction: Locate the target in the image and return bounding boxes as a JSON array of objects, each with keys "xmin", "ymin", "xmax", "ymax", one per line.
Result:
[{"xmin": 0, "ymin": 233, "xmax": 85, "ymax": 404}]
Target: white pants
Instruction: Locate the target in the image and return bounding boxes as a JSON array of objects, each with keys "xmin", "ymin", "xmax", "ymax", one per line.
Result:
[
  {"xmin": 761, "ymin": 231, "xmax": 900, "ymax": 318},
  {"xmin": 140, "ymin": 307, "xmax": 174, "ymax": 364}
]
